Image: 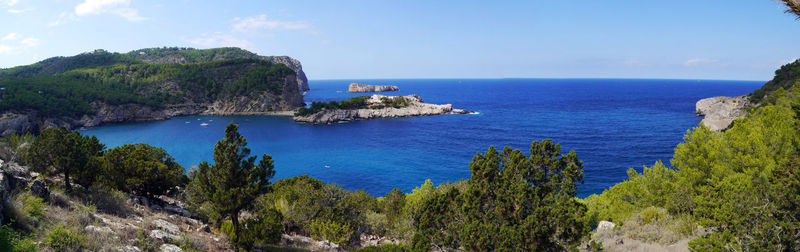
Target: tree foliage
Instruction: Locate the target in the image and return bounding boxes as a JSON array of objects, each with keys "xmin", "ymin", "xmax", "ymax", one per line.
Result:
[
  {"xmin": 99, "ymin": 143, "xmax": 186, "ymax": 197},
  {"xmin": 414, "ymin": 140, "xmax": 590, "ymax": 251},
  {"xmin": 187, "ymin": 122, "xmax": 276, "ymax": 248},
  {"xmin": 25, "ymin": 127, "xmax": 104, "ymax": 191}
]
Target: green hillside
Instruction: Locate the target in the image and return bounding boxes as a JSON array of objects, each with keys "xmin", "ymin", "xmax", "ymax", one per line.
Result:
[{"xmin": 0, "ymin": 48, "xmax": 297, "ymax": 117}]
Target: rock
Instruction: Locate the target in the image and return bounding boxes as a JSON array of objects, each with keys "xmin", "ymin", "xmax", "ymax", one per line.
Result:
[
  {"xmin": 116, "ymin": 245, "xmax": 142, "ymax": 252},
  {"xmin": 2, "ymin": 161, "xmax": 30, "ymax": 179},
  {"xmin": 197, "ymin": 224, "xmax": 211, "ymax": 233},
  {"xmin": 0, "ymin": 171, "xmax": 8, "ymax": 224},
  {"xmin": 159, "ymin": 244, "xmax": 182, "ymax": 252},
  {"xmin": 30, "ymin": 179, "xmax": 49, "ymax": 201},
  {"xmin": 696, "ymin": 95, "xmax": 750, "ymax": 131},
  {"xmin": 348, "ymin": 83, "xmax": 399, "ymax": 93},
  {"xmin": 85, "ymin": 225, "xmax": 115, "ymax": 235},
  {"xmin": 615, "ymin": 237, "xmax": 624, "ymax": 245},
  {"xmin": 149, "ymin": 229, "xmax": 180, "ymax": 243},
  {"xmin": 152, "ymin": 219, "xmax": 181, "ymax": 235},
  {"xmin": 294, "ymin": 94, "xmax": 470, "ymax": 124},
  {"xmin": 596, "ymin": 221, "xmax": 616, "ymax": 233},
  {"xmin": 163, "ymin": 204, "xmax": 191, "ymax": 217}
]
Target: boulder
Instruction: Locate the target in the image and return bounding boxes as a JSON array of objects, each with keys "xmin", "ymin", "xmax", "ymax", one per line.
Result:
[
  {"xmin": 30, "ymin": 179, "xmax": 49, "ymax": 201},
  {"xmin": 159, "ymin": 244, "xmax": 182, "ymax": 252},
  {"xmin": 597, "ymin": 221, "xmax": 616, "ymax": 233},
  {"xmin": 152, "ymin": 219, "xmax": 181, "ymax": 235},
  {"xmin": 85, "ymin": 225, "xmax": 115, "ymax": 236},
  {"xmin": 149, "ymin": 229, "xmax": 180, "ymax": 243},
  {"xmin": 163, "ymin": 204, "xmax": 191, "ymax": 217},
  {"xmin": 116, "ymin": 245, "xmax": 142, "ymax": 252}
]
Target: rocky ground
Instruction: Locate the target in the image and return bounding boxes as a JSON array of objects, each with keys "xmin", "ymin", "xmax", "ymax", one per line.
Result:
[
  {"xmin": 0, "ymin": 154, "xmax": 403, "ymax": 251},
  {"xmin": 293, "ymin": 94, "xmax": 473, "ymax": 124}
]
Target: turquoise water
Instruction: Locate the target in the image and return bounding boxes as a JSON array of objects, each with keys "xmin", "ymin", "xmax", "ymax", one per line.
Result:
[{"xmin": 80, "ymin": 79, "xmax": 762, "ymax": 197}]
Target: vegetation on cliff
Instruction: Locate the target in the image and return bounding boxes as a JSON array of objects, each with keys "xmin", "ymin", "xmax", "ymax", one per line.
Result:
[
  {"xmin": 749, "ymin": 59, "xmax": 800, "ymax": 104},
  {"xmin": 0, "ymin": 48, "xmax": 298, "ymax": 117},
  {"xmin": 584, "ymin": 60, "xmax": 800, "ymax": 251},
  {"xmin": 294, "ymin": 96, "xmax": 413, "ymax": 116}
]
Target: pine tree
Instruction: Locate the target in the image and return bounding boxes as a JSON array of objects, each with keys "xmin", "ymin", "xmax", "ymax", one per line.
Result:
[{"xmin": 188, "ymin": 123, "xmax": 275, "ymax": 248}]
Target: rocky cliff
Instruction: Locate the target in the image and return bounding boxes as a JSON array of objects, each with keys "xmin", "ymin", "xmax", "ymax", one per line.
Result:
[
  {"xmin": 0, "ymin": 75, "xmax": 301, "ymax": 136},
  {"xmin": 695, "ymin": 95, "xmax": 750, "ymax": 131},
  {"xmin": 293, "ymin": 94, "xmax": 472, "ymax": 124},
  {"xmin": 0, "ymin": 48, "xmax": 308, "ymax": 136},
  {"xmin": 348, "ymin": 83, "xmax": 399, "ymax": 93}
]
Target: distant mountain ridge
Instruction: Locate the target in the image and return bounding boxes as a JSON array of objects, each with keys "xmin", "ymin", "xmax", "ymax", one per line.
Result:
[{"xmin": 0, "ymin": 47, "xmax": 308, "ymax": 135}]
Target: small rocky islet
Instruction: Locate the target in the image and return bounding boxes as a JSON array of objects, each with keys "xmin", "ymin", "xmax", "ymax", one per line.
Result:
[
  {"xmin": 292, "ymin": 94, "xmax": 474, "ymax": 124},
  {"xmin": 348, "ymin": 82, "xmax": 399, "ymax": 93}
]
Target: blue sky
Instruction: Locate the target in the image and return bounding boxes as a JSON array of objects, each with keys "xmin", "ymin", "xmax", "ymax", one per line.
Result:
[{"xmin": 0, "ymin": 0, "xmax": 798, "ymax": 80}]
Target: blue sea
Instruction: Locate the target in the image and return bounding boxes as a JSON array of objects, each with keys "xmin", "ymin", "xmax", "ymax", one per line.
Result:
[{"xmin": 80, "ymin": 79, "xmax": 762, "ymax": 197}]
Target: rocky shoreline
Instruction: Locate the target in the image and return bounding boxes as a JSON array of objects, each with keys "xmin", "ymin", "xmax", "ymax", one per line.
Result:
[
  {"xmin": 695, "ymin": 95, "xmax": 751, "ymax": 131},
  {"xmin": 293, "ymin": 94, "xmax": 473, "ymax": 124}
]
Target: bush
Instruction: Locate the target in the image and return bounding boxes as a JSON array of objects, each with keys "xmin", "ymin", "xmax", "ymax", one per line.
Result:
[
  {"xmin": 100, "ymin": 143, "xmax": 186, "ymax": 197},
  {"xmin": 45, "ymin": 225, "xmax": 86, "ymax": 251},
  {"xmin": 359, "ymin": 243, "xmax": 408, "ymax": 252},
  {"xmin": 236, "ymin": 208, "xmax": 284, "ymax": 250},
  {"xmin": 86, "ymin": 185, "xmax": 132, "ymax": 217},
  {"xmin": 19, "ymin": 193, "xmax": 44, "ymax": 221},
  {"xmin": 310, "ymin": 219, "xmax": 352, "ymax": 246}
]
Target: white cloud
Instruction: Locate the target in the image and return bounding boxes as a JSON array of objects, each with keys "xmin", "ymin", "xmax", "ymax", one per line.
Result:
[
  {"xmin": 187, "ymin": 33, "xmax": 253, "ymax": 50},
  {"xmin": 233, "ymin": 14, "xmax": 311, "ymax": 33},
  {"xmin": 20, "ymin": 37, "xmax": 39, "ymax": 47},
  {"xmin": 6, "ymin": 0, "xmax": 19, "ymax": 6},
  {"xmin": 74, "ymin": 0, "xmax": 146, "ymax": 22},
  {"xmin": 0, "ymin": 44, "xmax": 11, "ymax": 55},
  {"xmin": 0, "ymin": 33, "xmax": 40, "ymax": 55},
  {"xmin": 684, "ymin": 58, "xmax": 719, "ymax": 67},
  {"xmin": 48, "ymin": 12, "xmax": 78, "ymax": 27},
  {"xmin": 1, "ymin": 32, "xmax": 20, "ymax": 41}
]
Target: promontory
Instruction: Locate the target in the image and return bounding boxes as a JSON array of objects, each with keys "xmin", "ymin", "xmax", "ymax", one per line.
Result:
[
  {"xmin": 0, "ymin": 47, "xmax": 308, "ymax": 136},
  {"xmin": 293, "ymin": 94, "xmax": 473, "ymax": 124},
  {"xmin": 348, "ymin": 83, "xmax": 399, "ymax": 93}
]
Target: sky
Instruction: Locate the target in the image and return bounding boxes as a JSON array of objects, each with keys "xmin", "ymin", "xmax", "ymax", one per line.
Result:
[{"xmin": 0, "ymin": 0, "xmax": 798, "ymax": 81}]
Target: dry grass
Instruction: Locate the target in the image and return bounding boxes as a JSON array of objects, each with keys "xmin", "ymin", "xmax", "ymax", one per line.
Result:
[{"xmin": 591, "ymin": 207, "xmax": 701, "ymax": 252}]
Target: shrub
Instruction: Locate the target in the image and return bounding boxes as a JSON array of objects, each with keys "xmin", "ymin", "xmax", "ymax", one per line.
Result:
[
  {"xmin": 86, "ymin": 185, "xmax": 132, "ymax": 217},
  {"xmin": 19, "ymin": 193, "xmax": 44, "ymax": 221},
  {"xmin": 359, "ymin": 243, "xmax": 408, "ymax": 252},
  {"xmin": 100, "ymin": 143, "xmax": 186, "ymax": 197},
  {"xmin": 45, "ymin": 225, "xmax": 86, "ymax": 251},
  {"xmin": 236, "ymin": 208, "xmax": 284, "ymax": 250},
  {"xmin": 310, "ymin": 219, "xmax": 352, "ymax": 246}
]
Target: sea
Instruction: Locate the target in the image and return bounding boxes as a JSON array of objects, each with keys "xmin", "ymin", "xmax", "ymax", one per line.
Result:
[{"xmin": 80, "ymin": 79, "xmax": 762, "ymax": 197}]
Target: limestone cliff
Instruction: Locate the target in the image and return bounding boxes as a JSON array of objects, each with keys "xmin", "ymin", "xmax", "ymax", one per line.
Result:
[
  {"xmin": 695, "ymin": 95, "xmax": 750, "ymax": 131},
  {"xmin": 348, "ymin": 83, "xmax": 399, "ymax": 93}
]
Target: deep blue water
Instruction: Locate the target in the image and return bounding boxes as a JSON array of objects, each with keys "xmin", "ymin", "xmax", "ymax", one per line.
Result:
[{"xmin": 80, "ymin": 79, "xmax": 761, "ymax": 197}]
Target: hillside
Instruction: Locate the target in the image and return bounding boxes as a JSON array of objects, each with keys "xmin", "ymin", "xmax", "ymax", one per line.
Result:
[{"xmin": 0, "ymin": 48, "xmax": 307, "ymax": 136}]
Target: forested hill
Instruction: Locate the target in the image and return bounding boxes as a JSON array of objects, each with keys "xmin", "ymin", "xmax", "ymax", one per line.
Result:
[
  {"xmin": 749, "ymin": 59, "xmax": 800, "ymax": 104},
  {"xmin": 0, "ymin": 48, "xmax": 307, "ymax": 135},
  {"xmin": 127, "ymin": 47, "xmax": 309, "ymax": 91}
]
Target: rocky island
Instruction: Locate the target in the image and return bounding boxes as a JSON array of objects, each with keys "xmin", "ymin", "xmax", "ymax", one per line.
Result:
[
  {"xmin": 293, "ymin": 94, "xmax": 473, "ymax": 124},
  {"xmin": 0, "ymin": 47, "xmax": 307, "ymax": 136},
  {"xmin": 348, "ymin": 83, "xmax": 400, "ymax": 93}
]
